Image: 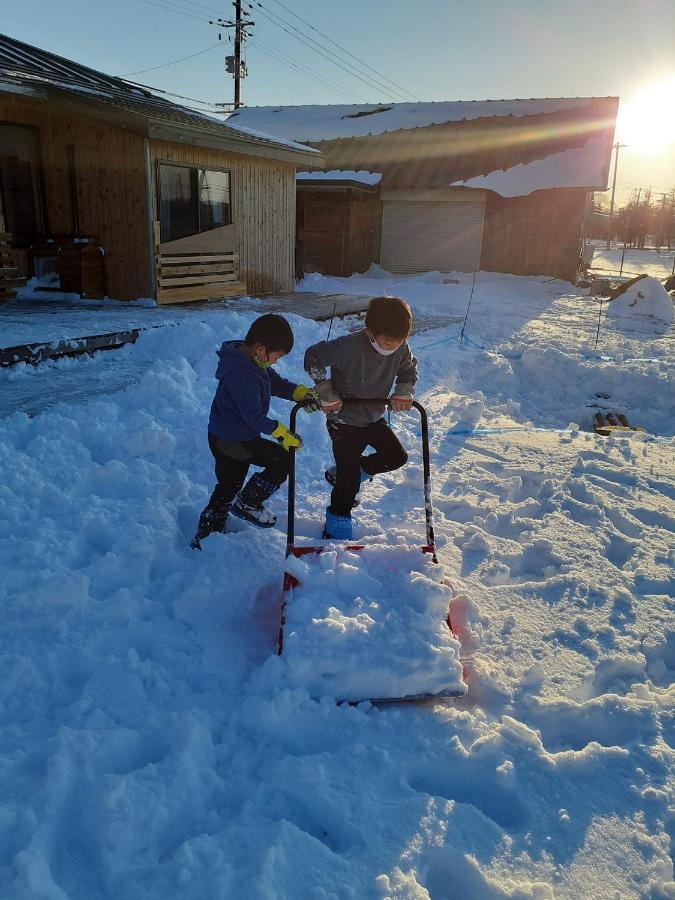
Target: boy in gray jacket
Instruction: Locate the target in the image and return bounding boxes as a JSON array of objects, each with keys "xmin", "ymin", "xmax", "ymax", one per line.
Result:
[{"xmin": 304, "ymin": 296, "xmax": 418, "ymax": 539}]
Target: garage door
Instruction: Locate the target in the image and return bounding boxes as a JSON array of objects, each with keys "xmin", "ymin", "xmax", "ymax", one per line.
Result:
[{"xmin": 380, "ymin": 200, "xmax": 484, "ymax": 274}]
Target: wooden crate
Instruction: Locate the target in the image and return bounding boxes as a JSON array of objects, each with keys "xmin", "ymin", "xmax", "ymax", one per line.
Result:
[{"xmin": 58, "ymin": 240, "xmax": 105, "ymax": 298}]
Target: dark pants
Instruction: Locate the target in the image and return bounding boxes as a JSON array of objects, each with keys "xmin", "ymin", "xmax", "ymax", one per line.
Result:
[
  {"xmin": 206, "ymin": 432, "xmax": 290, "ymax": 508},
  {"xmin": 327, "ymin": 418, "xmax": 408, "ymax": 516}
]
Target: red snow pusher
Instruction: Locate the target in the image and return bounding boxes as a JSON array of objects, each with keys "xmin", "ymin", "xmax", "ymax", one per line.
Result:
[{"xmin": 277, "ymin": 399, "xmax": 467, "ymax": 704}]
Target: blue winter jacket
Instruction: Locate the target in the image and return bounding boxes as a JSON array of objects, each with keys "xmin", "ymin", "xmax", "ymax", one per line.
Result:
[{"xmin": 208, "ymin": 340, "xmax": 297, "ymax": 441}]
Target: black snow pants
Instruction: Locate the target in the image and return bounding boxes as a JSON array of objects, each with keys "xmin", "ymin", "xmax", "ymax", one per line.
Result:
[
  {"xmin": 206, "ymin": 432, "xmax": 290, "ymax": 507},
  {"xmin": 327, "ymin": 418, "xmax": 407, "ymax": 517}
]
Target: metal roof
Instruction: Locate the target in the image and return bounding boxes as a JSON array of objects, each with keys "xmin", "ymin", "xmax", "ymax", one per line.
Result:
[
  {"xmin": 0, "ymin": 32, "xmax": 321, "ymax": 165},
  {"xmin": 235, "ymin": 98, "xmax": 619, "ymax": 192},
  {"xmin": 314, "ymin": 101, "xmax": 616, "ymax": 189}
]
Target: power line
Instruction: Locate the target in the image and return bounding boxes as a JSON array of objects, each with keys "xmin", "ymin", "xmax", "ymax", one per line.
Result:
[
  {"xmin": 249, "ymin": 0, "xmax": 411, "ymax": 101},
  {"xmin": 120, "ymin": 77, "xmax": 219, "ymax": 109},
  {"xmin": 244, "ymin": 0, "xmax": 411, "ymax": 101},
  {"xmin": 247, "ymin": 36, "xmax": 369, "ymax": 103},
  {"xmin": 123, "ymin": 41, "xmax": 222, "ymax": 76},
  {"xmin": 163, "ymin": 0, "xmax": 222, "ymax": 14},
  {"xmin": 137, "ymin": 0, "xmax": 208, "ymax": 22},
  {"xmin": 135, "ymin": 0, "xmax": 414, "ymax": 104},
  {"xmin": 266, "ymin": 0, "xmax": 419, "ymax": 102},
  {"xmin": 149, "ymin": 0, "xmax": 414, "ymax": 101}
]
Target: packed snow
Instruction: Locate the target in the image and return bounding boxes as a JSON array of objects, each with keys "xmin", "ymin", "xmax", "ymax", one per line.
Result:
[
  {"xmin": 590, "ymin": 242, "xmax": 675, "ymax": 280},
  {"xmin": 280, "ymin": 546, "xmax": 464, "ymax": 701},
  {"xmin": 607, "ymin": 276, "xmax": 675, "ymax": 325},
  {"xmin": 1, "ymin": 262, "xmax": 673, "ymax": 898}
]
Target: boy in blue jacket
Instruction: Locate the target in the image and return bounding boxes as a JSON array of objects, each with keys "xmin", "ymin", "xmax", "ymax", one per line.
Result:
[{"xmin": 192, "ymin": 314, "xmax": 320, "ymax": 549}]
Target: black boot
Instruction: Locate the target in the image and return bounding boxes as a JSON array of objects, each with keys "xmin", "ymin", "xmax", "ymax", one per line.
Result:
[
  {"xmin": 231, "ymin": 474, "xmax": 279, "ymax": 528},
  {"xmin": 191, "ymin": 499, "xmax": 230, "ymax": 550}
]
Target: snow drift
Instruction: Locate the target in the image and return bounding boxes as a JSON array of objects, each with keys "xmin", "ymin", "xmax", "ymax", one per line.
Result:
[{"xmin": 607, "ymin": 275, "xmax": 674, "ymax": 324}]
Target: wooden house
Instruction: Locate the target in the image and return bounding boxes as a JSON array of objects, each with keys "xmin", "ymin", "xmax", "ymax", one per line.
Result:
[
  {"xmin": 231, "ymin": 98, "xmax": 619, "ymax": 284},
  {"xmin": 0, "ymin": 33, "xmax": 321, "ymax": 303}
]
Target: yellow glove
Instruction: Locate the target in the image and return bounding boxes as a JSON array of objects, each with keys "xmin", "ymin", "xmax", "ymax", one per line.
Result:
[
  {"xmin": 292, "ymin": 384, "xmax": 322, "ymax": 412},
  {"xmin": 272, "ymin": 421, "xmax": 303, "ymax": 452}
]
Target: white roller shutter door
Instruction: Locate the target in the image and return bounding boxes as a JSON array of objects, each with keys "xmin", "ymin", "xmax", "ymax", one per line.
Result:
[{"xmin": 380, "ymin": 199, "xmax": 484, "ymax": 274}]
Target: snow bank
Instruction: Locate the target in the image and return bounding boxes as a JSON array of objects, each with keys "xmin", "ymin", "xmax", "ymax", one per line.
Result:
[
  {"xmin": 280, "ymin": 546, "xmax": 465, "ymax": 701},
  {"xmin": 2, "ymin": 268, "xmax": 673, "ymax": 898},
  {"xmin": 607, "ymin": 276, "xmax": 674, "ymax": 325}
]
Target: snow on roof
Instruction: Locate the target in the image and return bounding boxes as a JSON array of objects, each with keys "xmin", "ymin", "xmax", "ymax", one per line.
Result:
[
  {"xmin": 229, "ymin": 98, "xmax": 605, "ymax": 142},
  {"xmin": 296, "ymin": 169, "xmax": 382, "ymax": 185},
  {"xmin": 226, "ymin": 121, "xmax": 321, "ymax": 155},
  {"xmin": 449, "ymin": 136, "xmax": 610, "ymax": 197}
]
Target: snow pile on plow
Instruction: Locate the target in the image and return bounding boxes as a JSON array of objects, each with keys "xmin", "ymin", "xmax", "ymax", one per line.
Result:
[{"xmin": 280, "ymin": 545, "xmax": 465, "ymax": 702}]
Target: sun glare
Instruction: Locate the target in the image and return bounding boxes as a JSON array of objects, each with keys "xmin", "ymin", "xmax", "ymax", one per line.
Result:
[{"xmin": 618, "ymin": 77, "xmax": 675, "ymax": 152}]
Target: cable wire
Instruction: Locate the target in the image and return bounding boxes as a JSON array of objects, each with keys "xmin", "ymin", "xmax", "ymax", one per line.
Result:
[
  {"xmin": 138, "ymin": 0, "xmax": 208, "ymax": 22},
  {"xmin": 244, "ymin": 0, "xmax": 411, "ymax": 101},
  {"xmin": 247, "ymin": 36, "xmax": 369, "ymax": 103},
  {"xmin": 266, "ymin": 0, "xmax": 419, "ymax": 101},
  {"xmin": 134, "ymin": 0, "xmax": 410, "ymax": 103},
  {"xmin": 124, "ymin": 41, "xmax": 222, "ymax": 76}
]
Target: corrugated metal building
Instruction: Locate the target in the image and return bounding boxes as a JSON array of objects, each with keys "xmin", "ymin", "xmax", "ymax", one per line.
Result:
[
  {"xmin": 231, "ymin": 99, "xmax": 619, "ymax": 283},
  {"xmin": 0, "ymin": 33, "xmax": 321, "ymax": 302}
]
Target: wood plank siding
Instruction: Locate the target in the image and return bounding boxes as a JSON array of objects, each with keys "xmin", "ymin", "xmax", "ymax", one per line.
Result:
[
  {"xmin": 0, "ymin": 95, "xmax": 149, "ymax": 299},
  {"xmin": 481, "ymin": 189, "xmax": 587, "ymax": 284},
  {"xmin": 149, "ymin": 140, "xmax": 296, "ymax": 294},
  {"xmin": 296, "ymin": 186, "xmax": 381, "ymax": 278},
  {"xmin": 1, "ymin": 96, "xmax": 297, "ymax": 300}
]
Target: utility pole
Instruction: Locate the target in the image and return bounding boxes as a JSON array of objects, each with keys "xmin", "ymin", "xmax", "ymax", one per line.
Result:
[
  {"xmin": 655, "ymin": 193, "xmax": 667, "ymax": 251},
  {"xmin": 606, "ymin": 142, "xmax": 624, "ymax": 251},
  {"xmin": 210, "ymin": 1, "xmax": 254, "ymax": 111},
  {"xmin": 633, "ymin": 187, "xmax": 641, "ymax": 249},
  {"xmin": 233, "ymin": 0, "xmax": 242, "ymax": 108}
]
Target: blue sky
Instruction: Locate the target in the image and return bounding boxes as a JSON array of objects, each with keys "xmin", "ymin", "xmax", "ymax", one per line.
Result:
[{"xmin": 4, "ymin": 0, "xmax": 675, "ymax": 199}]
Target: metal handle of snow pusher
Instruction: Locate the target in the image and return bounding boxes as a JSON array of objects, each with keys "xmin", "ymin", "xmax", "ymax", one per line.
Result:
[{"xmin": 286, "ymin": 399, "xmax": 436, "ymax": 560}]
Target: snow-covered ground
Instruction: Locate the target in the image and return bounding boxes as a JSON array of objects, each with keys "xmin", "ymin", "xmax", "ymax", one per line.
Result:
[
  {"xmin": 1, "ymin": 268, "xmax": 673, "ymax": 898},
  {"xmin": 590, "ymin": 243, "xmax": 675, "ymax": 280}
]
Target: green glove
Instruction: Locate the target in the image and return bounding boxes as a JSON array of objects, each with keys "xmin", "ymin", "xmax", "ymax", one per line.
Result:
[
  {"xmin": 292, "ymin": 384, "xmax": 322, "ymax": 412},
  {"xmin": 272, "ymin": 421, "xmax": 303, "ymax": 452}
]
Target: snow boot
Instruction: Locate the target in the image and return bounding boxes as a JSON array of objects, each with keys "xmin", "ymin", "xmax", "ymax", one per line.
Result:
[
  {"xmin": 322, "ymin": 507, "xmax": 353, "ymax": 540},
  {"xmin": 191, "ymin": 501, "xmax": 230, "ymax": 550},
  {"xmin": 231, "ymin": 474, "xmax": 278, "ymax": 528}
]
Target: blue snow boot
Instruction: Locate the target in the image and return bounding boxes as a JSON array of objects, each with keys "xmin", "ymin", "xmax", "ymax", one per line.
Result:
[{"xmin": 323, "ymin": 507, "xmax": 353, "ymax": 540}]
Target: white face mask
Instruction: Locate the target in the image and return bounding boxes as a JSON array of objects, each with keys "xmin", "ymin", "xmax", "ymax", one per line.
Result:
[{"xmin": 367, "ymin": 334, "xmax": 398, "ymax": 356}]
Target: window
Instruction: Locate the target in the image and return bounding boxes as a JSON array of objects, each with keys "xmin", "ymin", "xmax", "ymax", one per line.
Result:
[
  {"xmin": 158, "ymin": 162, "xmax": 231, "ymax": 242},
  {"xmin": 0, "ymin": 123, "xmax": 44, "ymax": 244}
]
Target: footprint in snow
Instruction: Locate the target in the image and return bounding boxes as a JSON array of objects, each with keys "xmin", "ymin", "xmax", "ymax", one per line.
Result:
[{"xmin": 523, "ymin": 694, "xmax": 658, "ymax": 753}]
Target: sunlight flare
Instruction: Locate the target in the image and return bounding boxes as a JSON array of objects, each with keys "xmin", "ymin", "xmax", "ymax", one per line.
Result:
[{"xmin": 618, "ymin": 77, "xmax": 675, "ymax": 151}]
